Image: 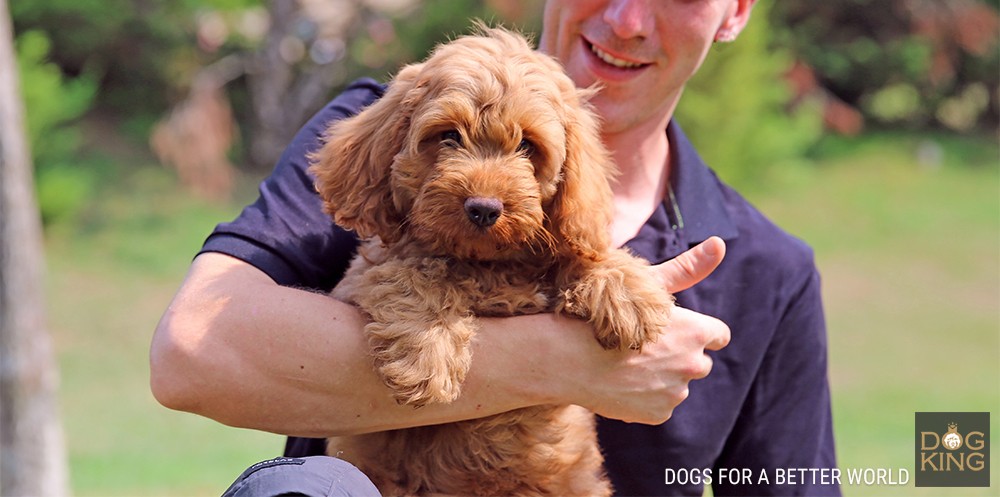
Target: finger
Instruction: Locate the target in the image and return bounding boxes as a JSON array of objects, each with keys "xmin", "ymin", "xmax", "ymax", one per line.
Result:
[
  {"xmin": 692, "ymin": 354, "xmax": 714, "ymax": 380},
  {"xmin": 657, "ymin": 236, "xmax": 726, "ymax": 293},
  {"xmin": 670, "ymin": 306, "xmax": 731, "ymax": 351},
  {"xmin": 705, "ymin": 319, "xmax": 731, "ymax": 351}
]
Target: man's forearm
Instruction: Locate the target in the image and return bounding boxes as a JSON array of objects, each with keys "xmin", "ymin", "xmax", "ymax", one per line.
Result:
[
  {"xmin": 149, "ymin": 253, "xmax": 567, "ymax": 437},
  {"xmin": 152, "ymin": 238, "xmax": 727, "ymax": 435}
]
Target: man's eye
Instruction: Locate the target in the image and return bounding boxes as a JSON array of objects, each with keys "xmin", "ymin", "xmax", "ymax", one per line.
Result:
[{"xmin": 441, "ymin": 130, "xmax": 463, "ymax": 147}]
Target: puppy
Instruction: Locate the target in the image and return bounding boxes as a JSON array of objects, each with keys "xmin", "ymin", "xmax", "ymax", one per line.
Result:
[{"xmin": 310, "ymin": 25, "xmax": 673, "ymax": 496}]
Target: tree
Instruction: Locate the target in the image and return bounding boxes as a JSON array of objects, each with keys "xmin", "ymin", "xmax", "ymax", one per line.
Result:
[
  {"xmin": 676, "ymin": 0, "xmax": 822, "ymax": 188},
  {"xmin": 0, "ymin": 0, "xmax": 70, "ymax": 494},
  {"xmin": 772, "ymin": 0, "xmax": 999, "ymax": 131}
]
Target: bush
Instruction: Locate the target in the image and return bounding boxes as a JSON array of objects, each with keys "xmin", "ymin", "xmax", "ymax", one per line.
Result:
[
  {"xmin": 675, "ymin": 2, "xmax": 822, "ymax": 189},
  {"xmin": 11, "ymin": 0, "xmax": 261, "ymax": 118},
  {"xmin": 772, "ymin": 0, "xmax": 999, "ymax": 132},
  {"xmin": 15, "ymin": 30, "xmax": 98, "ymax": 224}
]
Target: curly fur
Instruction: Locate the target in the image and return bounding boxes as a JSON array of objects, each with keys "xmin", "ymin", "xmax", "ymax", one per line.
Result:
[{"xmin": 310, "ymin": 25, "xmax": 674, "ymax": 497}]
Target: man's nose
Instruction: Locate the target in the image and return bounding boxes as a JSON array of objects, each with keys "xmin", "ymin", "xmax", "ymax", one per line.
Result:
[{"xmin": 604, "ymin": 0, "xmax": 654, "ymax": 40}]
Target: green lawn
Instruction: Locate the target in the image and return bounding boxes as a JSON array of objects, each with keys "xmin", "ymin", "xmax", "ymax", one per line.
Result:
[
  {"xmin": 45, "ymin": 167, "xmax": 283, "ymax": 495},
  {"xmin": 45, "ymin": 131, "xmax": 998, "ymax": 495},
  {"xmin": 744, "ymin": 132, "xmax": 999, "ymax": 496}
]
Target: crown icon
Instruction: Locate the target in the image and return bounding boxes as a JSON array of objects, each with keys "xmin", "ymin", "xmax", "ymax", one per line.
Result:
[{"xmin": 948, "ymin": 422, "xmax": 958, "ymax": 430}]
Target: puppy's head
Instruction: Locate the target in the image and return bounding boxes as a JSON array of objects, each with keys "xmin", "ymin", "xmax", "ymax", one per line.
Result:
[{"xmin": 311, "ymin": 25, "xmax": 614, "ymax": 261}]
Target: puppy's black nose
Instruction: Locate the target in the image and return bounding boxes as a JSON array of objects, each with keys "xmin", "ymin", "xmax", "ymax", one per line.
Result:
[{"xmin": 464, "ymin": 197, "xmax": 503, "ymax": 228}]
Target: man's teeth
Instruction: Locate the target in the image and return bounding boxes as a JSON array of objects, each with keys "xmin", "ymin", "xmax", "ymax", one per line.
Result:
[{"xmin": 590, "ymin": 44, "xmax": 642, "ymax": 69}]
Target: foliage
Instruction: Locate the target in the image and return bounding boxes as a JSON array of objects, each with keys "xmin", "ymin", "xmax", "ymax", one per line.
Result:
[
  {"xmin": 15, "ymin": 31, "xmax": 95, "ymax": 163},
  {"xmin": 11, "ymin": 0, "xmax": 995, "ymax": 188},
  {"xmin": 676, "ymin": 2, "xmax": 823, "ymax": 188},
  {"xmin": 374, "ymin": 0, "xmax": 543, "ymax": 77},
  {"xmin": 15, "ymin": 30, "xmax": 98, "ymax": 225},
  {"xmin": 11, "ymin": 0, "xmax": 260, "ymax": 119},
  {"xmin": 197, "ymin": 0, "xmax": 537, "ymax": 171},
  {"xmin": 772, "ymin": 0, "xmax": 999, "ymax": 131}
]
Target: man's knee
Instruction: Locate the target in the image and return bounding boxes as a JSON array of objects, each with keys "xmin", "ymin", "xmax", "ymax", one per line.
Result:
[{"xmin": 222, "ymin": 456, "xmax": 380, "ymax": 497}]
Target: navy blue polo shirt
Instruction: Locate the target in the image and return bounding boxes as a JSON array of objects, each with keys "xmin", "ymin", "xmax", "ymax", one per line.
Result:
[{"xmin": 201, "ymin": 78, "xmax": 840, "ymax": 496}]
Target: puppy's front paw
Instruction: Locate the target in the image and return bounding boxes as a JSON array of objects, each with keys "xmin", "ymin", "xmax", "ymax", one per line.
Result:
[
  {"xmin": 591, "ymin": 290, "xmax": 673, "ymax": 351},
  {"xmin": 375, "ymin": 349, "xmax": 470, "ymax": 407},
  {"xmin": 560, "ymin": 251, "xmax": 673, "ymax": 351},
  {"xmin": 367, "ymin": 317, "xmax": 475, "ymax": 407}
]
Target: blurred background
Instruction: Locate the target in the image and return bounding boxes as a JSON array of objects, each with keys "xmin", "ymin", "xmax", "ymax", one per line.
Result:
[{"xmin": 4, "ymin": 0, "xmax": 998, "ymax": 494}]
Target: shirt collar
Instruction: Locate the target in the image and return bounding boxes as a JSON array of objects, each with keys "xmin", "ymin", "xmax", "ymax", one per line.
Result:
[
  {"xmin": 666, "ymin": 121, "xmax": 739, "ymax": 245},
  {"xmin": 624, "ymin": 121, "xmax": 739, "ymax": 262}
]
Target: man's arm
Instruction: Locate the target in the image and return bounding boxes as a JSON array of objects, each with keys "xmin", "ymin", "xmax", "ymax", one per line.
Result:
[{"xmin": 150, "ymin": 238, "xmax": 728, "ymax": 437}]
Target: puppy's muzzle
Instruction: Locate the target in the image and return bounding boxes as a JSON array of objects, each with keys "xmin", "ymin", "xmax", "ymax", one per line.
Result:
[{"xmin": 464, "ymin": 197, "xmax": 503, "ymax": 228}]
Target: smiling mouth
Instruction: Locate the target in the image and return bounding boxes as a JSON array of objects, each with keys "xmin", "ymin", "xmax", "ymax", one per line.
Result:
[{"xmin": 586, "ymin": 40, "xmax": 647, "ymax": 69}]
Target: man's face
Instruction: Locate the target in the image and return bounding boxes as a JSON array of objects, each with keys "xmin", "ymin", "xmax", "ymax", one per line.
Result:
[{"xmin": 538, "ymin": 0, "xmax": 749, "ymax": 136}]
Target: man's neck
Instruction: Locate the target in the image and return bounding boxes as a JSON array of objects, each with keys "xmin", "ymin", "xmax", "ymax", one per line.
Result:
[{"xmin": 604, "ymin": 122, "xmax": 672, "ymax": 247}]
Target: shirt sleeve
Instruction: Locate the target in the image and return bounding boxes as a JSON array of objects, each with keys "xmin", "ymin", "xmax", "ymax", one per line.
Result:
[
  {"xmin": 199, "ymin": 78, "xmax": 385, "ymax": 291},
  {"xmin": 712, "ymin": 267, "xmax": 841, "ymax": 497}
]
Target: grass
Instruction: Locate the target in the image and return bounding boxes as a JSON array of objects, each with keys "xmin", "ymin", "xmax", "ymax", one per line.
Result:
[
  {"xmin": 43, "ymin": 129, "xmax": 998, "ymax": 495},
  {"xmin": 45, "ymin": 157, "xmax": 282, "ymax": 495},
  {"xmin": 742, "ymin": 131, "xmax": 999, "ymax": 496}
]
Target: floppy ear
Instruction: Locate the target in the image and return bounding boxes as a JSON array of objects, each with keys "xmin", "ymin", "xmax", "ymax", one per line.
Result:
[
  {"xmin": 548, "ymin": 91, "xmax": 616, "ymax": 260},
  {"xmin": 310, "ymin": 63, "xmax": 424, "ymax": 242}
]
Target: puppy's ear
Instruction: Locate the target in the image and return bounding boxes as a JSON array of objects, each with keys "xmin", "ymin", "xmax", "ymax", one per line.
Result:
[
  {"xmin": 310, "ymin": 63, "xmax": 424, "ymax": 242},
  {"xmin": 548, "ymin": 92, "xmax": 615, "ymax": 260}
]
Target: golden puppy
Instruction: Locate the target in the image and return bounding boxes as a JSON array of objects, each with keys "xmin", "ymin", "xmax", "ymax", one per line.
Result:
[{"xmin": 310, "ymin": 25, "xmax": 673, "ymax": 496}]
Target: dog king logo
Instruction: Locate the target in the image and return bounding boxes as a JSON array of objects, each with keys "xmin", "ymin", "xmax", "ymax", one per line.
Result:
[
  {"xmin": 915, "ymin": 412, "xmax": 990, "ymax": 487},
  {"xmin": 942, "ymin": 423, "xmax": 963, "ymax": 450}
]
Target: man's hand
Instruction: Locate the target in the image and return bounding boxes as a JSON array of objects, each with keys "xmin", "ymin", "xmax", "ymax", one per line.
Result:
[
  {"xmin": 657, "ymin": 235, "xmax": 726, "ymax": 293},
  {"xmin": 152, "ymin": 238, "xmax": 731, "ymax": 435},
  {"xmin": 565, "ymin": 237, "xmax": 731, "ymax": 425}
]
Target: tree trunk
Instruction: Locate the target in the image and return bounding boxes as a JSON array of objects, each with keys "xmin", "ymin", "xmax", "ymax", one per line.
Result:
[
  {"xmin": 245, "ymin": 0, "xmax": 371, "ymax": 171},
  {"xmin": 0, "ymin": 0, "xmax": 70, "ymax": 494}
]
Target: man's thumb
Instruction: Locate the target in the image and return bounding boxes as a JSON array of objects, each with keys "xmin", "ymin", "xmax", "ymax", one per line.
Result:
[{"xmin": 657, "ymin": 236, "xmax": 726, "ymax": 293}]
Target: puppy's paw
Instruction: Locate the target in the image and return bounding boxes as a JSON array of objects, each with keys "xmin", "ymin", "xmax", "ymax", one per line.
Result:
[
  {"xmin": 559, "ymin": 250, "xmax": 673, "ymax": 351},
  {"xmin": 376, "ymin": 354, "xmax": 470, "ymax": 407},
  {"xmin": 591, "ymin": 289, "xmax": 673, "ymax": 351},
  {"xmin": 367, "ymin": 318, "xmax": 475, "ymax": 407}
]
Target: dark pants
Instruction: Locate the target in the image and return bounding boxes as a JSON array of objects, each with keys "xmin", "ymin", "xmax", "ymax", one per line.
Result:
[{"xmin": 222, "ymin": 456, "xmax": 380, "ymax": 497}]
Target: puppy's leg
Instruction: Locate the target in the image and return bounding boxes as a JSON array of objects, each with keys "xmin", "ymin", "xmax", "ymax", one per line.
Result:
[
  {"xmin": 354, "ymin": 258, "xmax": 476, "ymax": 407},
  {"xmin": 557, "ymin": 250, "xmax": 673, "ymax": 351}
]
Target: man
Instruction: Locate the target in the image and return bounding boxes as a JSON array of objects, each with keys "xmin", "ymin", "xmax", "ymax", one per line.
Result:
[{"xmin": 151, "ymin": 1, "xmax": 840, "ymax": 495}]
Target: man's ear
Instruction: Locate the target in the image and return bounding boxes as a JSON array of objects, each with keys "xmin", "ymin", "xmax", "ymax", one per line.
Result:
[{"xmin": 715, "ymin": 0, "xmax": 757, "ymax": 42}]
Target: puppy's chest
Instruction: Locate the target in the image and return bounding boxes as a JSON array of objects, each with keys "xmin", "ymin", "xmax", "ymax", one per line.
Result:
[
  {"xmin": 456, "ymin": 261, "xmax": 556, "ymax": 317},
  {"xmin": 337, "ymin": 246, "xmax": 558, "ymax": 317}
]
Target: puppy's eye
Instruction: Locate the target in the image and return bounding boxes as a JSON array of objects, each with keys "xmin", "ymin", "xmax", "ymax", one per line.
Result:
[
  {"xmin": 441, "ymin": 130, "xmax": 463, "ymax": 147},
  {"xmin": 518, "ymin": 138, "xmax": 536, "ymax": 156}
]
